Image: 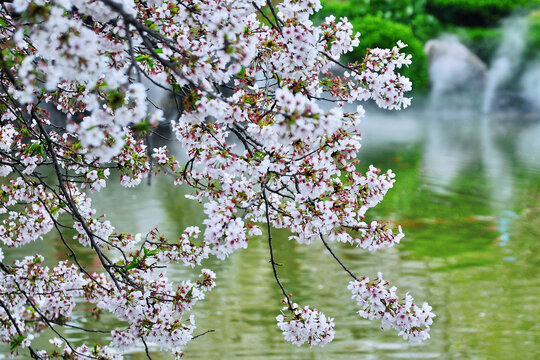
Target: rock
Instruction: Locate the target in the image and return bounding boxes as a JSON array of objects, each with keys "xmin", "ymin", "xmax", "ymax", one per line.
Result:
[{"xmin": 425, "ymin": 36, "xmax": 488, "ymax": 95}]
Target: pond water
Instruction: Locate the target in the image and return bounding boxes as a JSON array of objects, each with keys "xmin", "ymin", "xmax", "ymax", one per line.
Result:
[{"xmin": 3, "ymin": 109, "xmax": 540, "ymax": 359}]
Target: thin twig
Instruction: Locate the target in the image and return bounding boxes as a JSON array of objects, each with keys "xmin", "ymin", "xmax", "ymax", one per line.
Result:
[
  {"xmin": 263, "ymin": 190, "xmax": 293, "ymax": 311},
  {"xmin": 319, "ymin": 231, "xmax": 358, "ymax": 281},
  {"xmin": 191, "ymin": 329, "xmax": 216, "ymax": 339}
]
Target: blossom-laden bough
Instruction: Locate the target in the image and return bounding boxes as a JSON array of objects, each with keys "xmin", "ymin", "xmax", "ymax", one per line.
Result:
[{"xmin": 0, "ymin": 0, "xmax": 434, "ymax": 358}]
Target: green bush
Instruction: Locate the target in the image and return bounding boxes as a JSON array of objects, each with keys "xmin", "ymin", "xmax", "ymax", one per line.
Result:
[
  {"xmin": 317, "ymin": 0, "xmax": 430, "ymax": 24},
  {"xmin": 316, "ymin": 0, "xmax": 364, "ymax": 19},
  {"xmin": 426, "ymin": 0, "xmax": 539, "ymax": 27},
  {"xmin": 347, "ymin": 16, "xmax": 429, "ymax": 92},
  {"xmin": 410, "ymin": 13, "xmax": 442, "ymax": 42},
  {"xmin": 527, "ymin": 10, "xmax": 540, "ymax": 60}
]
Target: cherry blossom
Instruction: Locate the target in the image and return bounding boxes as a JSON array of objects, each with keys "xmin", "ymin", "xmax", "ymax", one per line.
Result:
[
  {"xmin": 276, "ymin": 299, "xmax": 335, "ymax": 347},
  {"xmin": 348, "ymin": 273, "xmax": 435, "ymax": 344},
  {"xmin": 0, "ymin": 0, "xmax": 434, "ymax": 357}
]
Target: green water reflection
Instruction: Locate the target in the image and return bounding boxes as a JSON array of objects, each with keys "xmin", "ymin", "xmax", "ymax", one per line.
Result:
[{"xmin": 3, "ymin": 112, "xmax": 540, "ymax": 359}]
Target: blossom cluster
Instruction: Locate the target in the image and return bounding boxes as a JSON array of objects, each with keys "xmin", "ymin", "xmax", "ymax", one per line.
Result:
[
  {"xmin": 85, "ymin": 268, "xmax": 216, "ymax": 355},
  {"xmin": 348, "ymin": 273, "xmax": 435, "ymax": 343},
  {"xmin": 40, "ymin": 342, "xmax": 123, "ymax": 360},
  {"xmin": 276, "ymin": 299, "xmax": 335, "ymax": 347},
  {"xmin": 0, "ymin": 178, "xmax": 64, "ymax": 247},
  {"xmin": 150, "ymin": 227, "xmax": 210, "ymax": 267},
  {"xmin": 0, "ymin": 255, "xmax": 86, "ymax": 353}
]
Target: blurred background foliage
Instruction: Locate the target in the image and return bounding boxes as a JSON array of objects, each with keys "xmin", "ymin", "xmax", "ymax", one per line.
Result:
[
  {"xmin": 313, "ymin": 0, "xmax": 540, "ymax": 92},
  {"xmin": 527, "ymin": 9, "xmax": 540, "ymax": 60}
]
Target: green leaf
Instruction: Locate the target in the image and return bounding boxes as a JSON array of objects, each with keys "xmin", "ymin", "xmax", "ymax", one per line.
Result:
[
  {"xmin": 143, "ymin": 19, "xmax": 160, "ymax": 31},
  {"xmin": 124, "ymin": 256, "xmax": 140, "ymax": 270},
  {"xmin": 136, "ymin": 54, "xmax": 150, "ymax": 62},
  {"xmin": 19, "ymin": 127, "xmax": 29, "ymax": 137},
  {"xmin": 107, "ymin": 90, "xmax": 125, "ymax": 109},
  {"xmin": 253, "ymin": 151, "xmax": 265, "ymax": 160},
  {"xmin": 133, "ymin": 121, "xmax": 150, "ymax": 133},
  {"xmin": 237, "ymin": 66, "xmax": 246, "ymax": 78},
  {"xmin": 28, "ymin": 142, "xmax": 45, "ymax": 157},
  {"xmin": 146, "ymin": 249, "xmax": 158, "ymax": 256},
  {"xmin": 135, "ymin": 54, "xmax": 155, "ymax": 69},
  {"xmin": 9, "ymin": 335, "xmax": 26, "ymax": 351}
]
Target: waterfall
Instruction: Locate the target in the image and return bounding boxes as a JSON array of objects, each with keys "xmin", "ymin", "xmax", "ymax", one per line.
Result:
[
  {"xmin": 481, "ymin": 18, "xmax": 528, "ymax": 113},
  {"xmin": 520, "ymin": 63, "xmax": 540, "ymax": 111},
  {"xmin": 425, "ymin": 35, "xmax": 487, "ymax": 109}
]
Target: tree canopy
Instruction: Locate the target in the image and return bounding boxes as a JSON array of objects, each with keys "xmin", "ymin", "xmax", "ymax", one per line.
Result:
[{"xmin": 0, "ymin": 0, "xmax": 434, "ymax": 358}]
